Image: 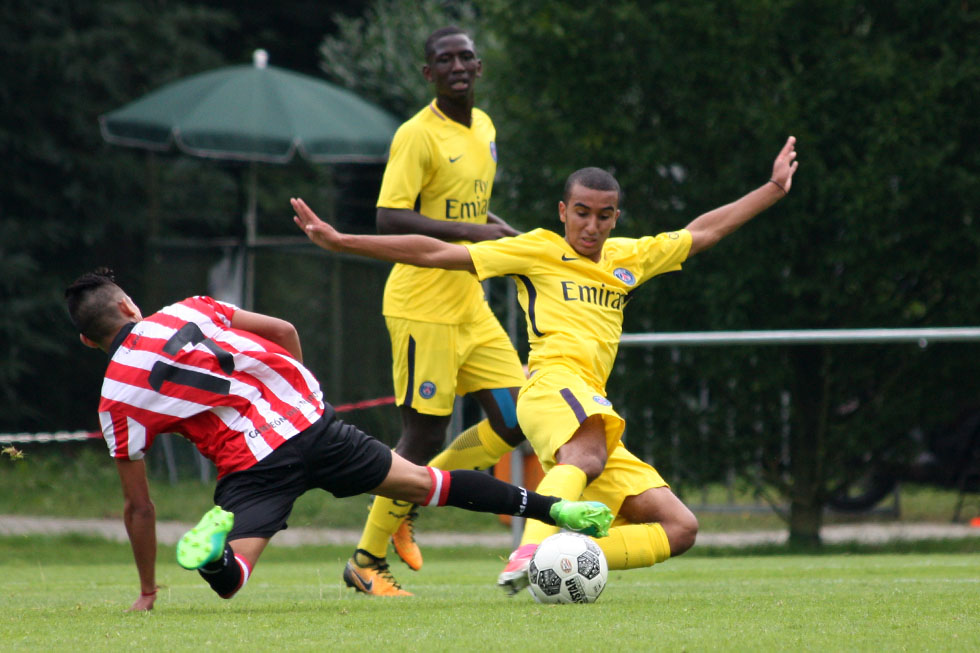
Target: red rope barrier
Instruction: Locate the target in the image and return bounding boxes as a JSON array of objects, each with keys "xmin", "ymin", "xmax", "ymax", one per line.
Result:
[
  {"xmin": 0, "ymin": 395, "xmax": 397, "ymax": 444},
  {"xmin": 333, "ymin": 395, "xmax": 396, "ymax": 413}
]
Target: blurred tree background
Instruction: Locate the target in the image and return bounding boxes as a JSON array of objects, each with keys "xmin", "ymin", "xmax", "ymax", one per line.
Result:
[
  {"xmin": 2, "ymin": 0, "xmax": 977, "ymax": 542},
  {"xmin": 0, "ymin": 0, "xmax": 394, "ymax": 438},
  {"xmin": 477, "ymin": 0, "xmax": 979, "ymax": 541}
]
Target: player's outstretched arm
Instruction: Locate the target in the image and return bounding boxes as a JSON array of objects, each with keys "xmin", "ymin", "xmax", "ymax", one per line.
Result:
[
  {"xmin": 685, "ymin": 136, "xmax": 799, "ymax": 256},
  {"xmin": 116, "ymin": 459, "xmax": 158, "ymax": 611},
  {"xmin": 377, "ymin": 207, "xmax": 517, "ymax": 242},
  {"xmin": 292, "ymin": 198, "xmax": 476, "ymax": 271}
]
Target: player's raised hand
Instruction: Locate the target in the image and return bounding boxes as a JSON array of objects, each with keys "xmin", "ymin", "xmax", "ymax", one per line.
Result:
[
  {"xmin": 291, "ymin": 198, "xmax": 344, "ymax": 251},
  {"xmin": 769, "ymin": 136, "xmax": 799, "ymax": 195},
  {"xmin": 473, "ymin": 222, "xmax": 519, "ymax": 242}
]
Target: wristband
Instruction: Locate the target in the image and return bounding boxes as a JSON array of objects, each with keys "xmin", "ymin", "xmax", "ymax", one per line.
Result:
[{"xmin": 768, "ymin": 178, "xmax": 788, "ymax": 195}]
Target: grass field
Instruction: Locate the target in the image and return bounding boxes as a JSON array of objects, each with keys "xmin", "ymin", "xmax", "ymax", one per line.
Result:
[
  {"xmin": 1, "ymin": 536, "xmax": 977, "ymax": 651},
  {"xmin": 3, "ymin": 445, "xmax": 979, "ymax": 533},
  {"xmin": 3, "ymin": 447, "xmax": 980, "ymax": 650}
]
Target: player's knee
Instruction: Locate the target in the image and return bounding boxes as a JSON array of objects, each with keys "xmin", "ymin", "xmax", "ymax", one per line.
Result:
[
  {"xmin": 555, "ymin": 446, "xmax": 607, "ymax": 482},
  {"xmin": 396, "ymin": 410, "xmax": 454, "ymax": 463},
  {"xmin": 666, "ymin": 510, "xmax": 699, "ymax": 557},
  {"xmin": 555, "ymin": 416, "xmax": 608, "ymax": 481},
  {"xmin": 394, "ymin": 430, "xmax": 447, "ymax": 464},
  {"xmin": 579, "ymin": 456, "xmax": 606, "ymax": 483},
  {"xmin": 374, "ymin": 454, "xmax": 437, "ymax": 504},
  {"xmin": 394, "ymin": 465, "xmax": 434, "ymax": 504}
]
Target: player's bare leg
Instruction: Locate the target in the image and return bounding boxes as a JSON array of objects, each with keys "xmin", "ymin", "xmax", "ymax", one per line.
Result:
[{"xmin": 595, "ymin": 486, "xmax": 698, "ymax": 569}]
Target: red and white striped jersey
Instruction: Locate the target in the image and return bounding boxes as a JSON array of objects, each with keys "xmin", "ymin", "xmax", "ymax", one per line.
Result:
[{"xmin": 97, "ymin": 296, "xmax": 326, "ymax": 478}]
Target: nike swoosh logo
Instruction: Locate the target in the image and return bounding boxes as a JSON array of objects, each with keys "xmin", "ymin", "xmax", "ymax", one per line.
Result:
[
  {"xmin": 449, "ymin": 155, "xmax": 463, "ymax": 163},
  {"xmin": 347, "ymin": 567, "xmax": 373, "ymax": 592},
  {"xmin": 561, "ymin": 255, "xmax": 578, "ymax": 261}
]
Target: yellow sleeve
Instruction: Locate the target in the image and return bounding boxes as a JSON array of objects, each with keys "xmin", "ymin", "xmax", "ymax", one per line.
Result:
[
  {"xmin": 635, "ymin": 229, "xmax": 692, "ymax": 283},
  {"xmin": 466, "ymin": 231, "xmax": 543, "ymax": 281},
  {"xmin": 376, "ymin": 122, "xmax": 431, "ymax": 210}
]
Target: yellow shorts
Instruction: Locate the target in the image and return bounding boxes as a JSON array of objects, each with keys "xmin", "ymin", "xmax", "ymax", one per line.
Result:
[
  {"xmin": 582, "ymin": 444, "xmax": 668, "ymax": 520},
  {"xmin": 516, "ymin": 366, "xmax": 667, "ymax": 517},
  {"xmin": 386, "ymin": 310, "xmax": 526, "ymax": 416},
  {"xmin": 516, "ymin": 366, "xmax": 625, "ymax": 467}
]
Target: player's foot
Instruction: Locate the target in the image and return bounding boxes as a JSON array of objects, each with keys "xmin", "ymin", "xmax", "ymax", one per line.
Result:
[
  {"xmin": 549, "ymin": 499, "xmax": 613, "ymax": 538},
  {"xmin": 391, "ymin": 506, "xmax": 423, "ymax": 571},
  {"xmin": 496, "ymin": 542, "xmax": 537, "ymax": 595},
  {"xmin": 176, "ymin": 506, "xmax": 234, "ymax": 570},
  {"xmin": 343, "ymin": 549, "xmax": 413, "ymax": 596}
]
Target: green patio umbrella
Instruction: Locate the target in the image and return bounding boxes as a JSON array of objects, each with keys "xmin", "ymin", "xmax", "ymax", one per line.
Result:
[
  {"xmin": 99, "ymin": 50, "xmax": 399, "ymax": 307},
  {"xmin": 100, "ymin": 49, "xmax": 398, "ymax": 163}
]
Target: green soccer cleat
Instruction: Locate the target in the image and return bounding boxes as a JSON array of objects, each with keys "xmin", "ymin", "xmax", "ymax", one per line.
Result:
[
  {"xmin": 549, "ymin": 500, "xmax": 612, "ymax": 538},
  {"xmin": 176, "ymin": 506, "xmax": 234, "ymax": 570}
]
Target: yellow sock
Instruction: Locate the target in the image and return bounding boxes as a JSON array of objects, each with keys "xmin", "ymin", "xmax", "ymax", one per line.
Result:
[
  {"xmin": 427, "ymin": 419, "xmax": 514, "ymax": 471},
  {"xmin": 355, "ymin": 494, "xmax": 415, "ymax": 559},
  {"xmin": 597, "ymin": 523, "xmax": 671, "ymax": 570},
  {"xmin": 520, "ymin": 464, "xmax": 588, "ymax": 546}
]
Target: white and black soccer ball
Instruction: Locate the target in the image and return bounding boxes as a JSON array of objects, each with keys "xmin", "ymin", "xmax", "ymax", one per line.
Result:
[{"xmin": 527, "ymin": 531, "xmax": 608, "ymax": 604}]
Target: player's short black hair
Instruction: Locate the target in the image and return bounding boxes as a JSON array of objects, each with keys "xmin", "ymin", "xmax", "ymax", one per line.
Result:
[
  {"xmin": 65, "ymin": 267, "xmax": 126, "ymax": 342},
  {"xmin": 563, "ymin": 167, "xmax": 622, "ymax": 204},
  {"xmin": 424, "ymin": 25, "xmax": 472, "ymax": 61}
]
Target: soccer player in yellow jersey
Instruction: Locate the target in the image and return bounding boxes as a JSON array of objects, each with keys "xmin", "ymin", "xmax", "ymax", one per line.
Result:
[
  {"xmin": 293, "ymin": 136, "xmax": 799, "ymax": 595},
  {"xmin": 345, "ymin": 26, "xmax": 529, "ymax": 595}
]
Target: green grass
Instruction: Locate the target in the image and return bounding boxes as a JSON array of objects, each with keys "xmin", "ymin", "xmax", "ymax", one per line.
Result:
[
  {"xmin": 0, "ymin": 536, "xmax": 977, "ymax": 651},
  {"xmin": 4, "ymin": 446, "xmax": 978, "ymax": 533},
  {"xmin": 3, "ymin": 450, "xmax": 979, "ymax": 650}
]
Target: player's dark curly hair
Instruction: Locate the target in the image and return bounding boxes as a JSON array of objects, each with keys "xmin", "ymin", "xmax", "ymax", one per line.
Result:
[
  {"xmin": 563, "ymin": 167, "xmax": 622, "ymax": 204},
  {"xmin": 65, "ymin": 267, "xmax": 126, "ymax": 342},
  {"xmin": 424, "ymin": 25, "xmax": 471, "ymax": 61}
]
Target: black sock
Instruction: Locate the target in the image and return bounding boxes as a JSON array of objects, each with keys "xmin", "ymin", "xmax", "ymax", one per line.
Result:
[
  {"xmin": 444, "ymin": 469, "xmax": 559, "ymax": 524},
  {"xmin": 197, "ymin": 543, "xmax": 242, "ymax": 597}
]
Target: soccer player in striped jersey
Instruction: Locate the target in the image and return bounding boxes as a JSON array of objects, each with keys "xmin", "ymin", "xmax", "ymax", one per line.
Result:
[
  {"xmin": 65, "ymin": 269, "xmax": 612, "ymax": 611},
  {"xmin": 292, "ymin": 135, "xmax": 799, "ymax": 595}
]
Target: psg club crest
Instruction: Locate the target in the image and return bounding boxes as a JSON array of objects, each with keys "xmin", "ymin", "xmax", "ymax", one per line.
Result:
[
  {"xmin": 419, "ymin": 381, "xmax": 437, "ymax": 399},
  {"xmin": 593, "ymin": 395, "xmax": 612, "ymax": 407},
  {"xmin": 489, "ymin": 141, "xmax": 497, "ymax": 162},
  {"xmin": 613, "ymin": 268, "xmax": 636, "ymax": 286}
]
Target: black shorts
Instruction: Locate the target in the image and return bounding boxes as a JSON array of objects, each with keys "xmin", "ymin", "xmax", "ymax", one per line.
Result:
[{"xmin": 213, "ymin": 414, "xmax": 392, "ymax": 540}]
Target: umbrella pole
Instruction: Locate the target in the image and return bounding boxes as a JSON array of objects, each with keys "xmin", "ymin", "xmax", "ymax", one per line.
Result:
[{"xmin": 243, "ymin": 162, "xmax": 257, "ymax": 310}]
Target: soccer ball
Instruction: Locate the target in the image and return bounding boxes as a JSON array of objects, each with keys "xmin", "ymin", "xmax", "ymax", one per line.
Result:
[{"xmin": 527, "ymin": 532, "xmax": 608, "ymax": 604}]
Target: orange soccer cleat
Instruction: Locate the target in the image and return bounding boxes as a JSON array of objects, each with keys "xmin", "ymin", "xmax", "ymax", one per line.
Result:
[{"xmin": 343, "ymin": 549, "xmax": 413, "ymax": 597}]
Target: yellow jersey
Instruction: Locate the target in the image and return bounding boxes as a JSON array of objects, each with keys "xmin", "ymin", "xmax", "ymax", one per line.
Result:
[
  {"xmin": 377, "ymin": 101, "xmax": 498, "ymax": 323},
  {"xmin": 466, "ymin": 228, "xmax": 692, "ymax": 391}
]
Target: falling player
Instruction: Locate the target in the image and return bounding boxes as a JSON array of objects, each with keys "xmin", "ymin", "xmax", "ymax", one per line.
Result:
[{"xmin": 64, "ymin": 269, "xmax": 613, "ymax": 610}]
